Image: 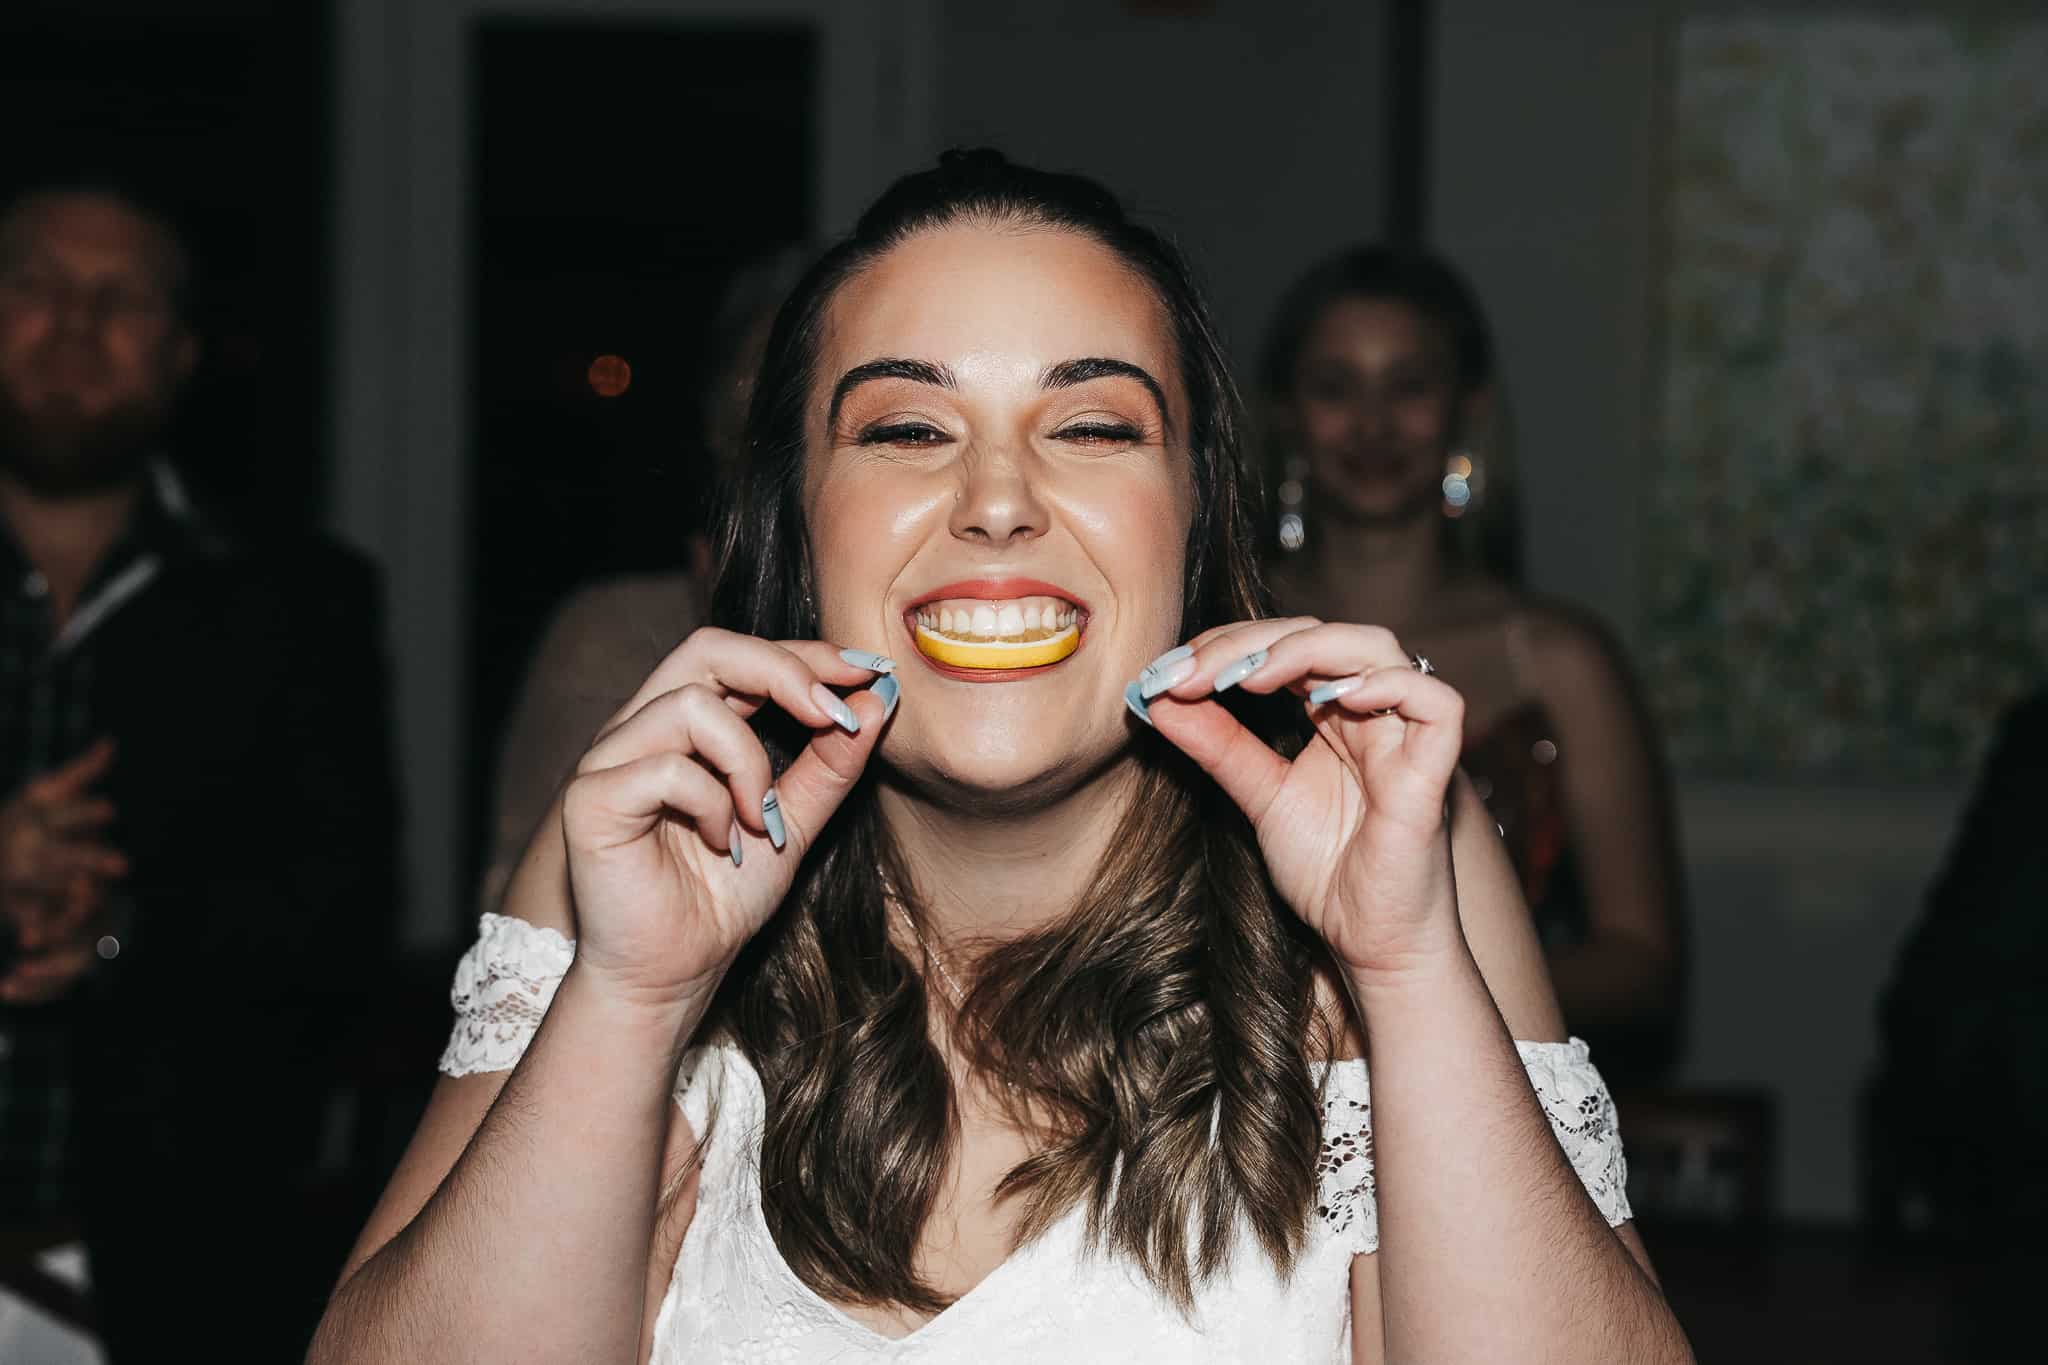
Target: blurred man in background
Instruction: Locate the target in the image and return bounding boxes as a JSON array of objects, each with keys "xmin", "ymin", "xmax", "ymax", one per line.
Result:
[{"xmin": 0, "ymin": 178, "xmax": 398, "ymax": 1359}]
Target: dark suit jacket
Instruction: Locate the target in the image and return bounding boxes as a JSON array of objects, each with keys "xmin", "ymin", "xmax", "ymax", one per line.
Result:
[
  {"xmin": 1874, "ymin": 690, "xmax": 2048, "ymax": 1236},
  {"xmin": 58, "ymin": 532, "xmax": 399, "ymax": 1357}
]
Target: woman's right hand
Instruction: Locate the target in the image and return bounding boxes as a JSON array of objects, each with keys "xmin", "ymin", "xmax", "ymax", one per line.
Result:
[{"xmin": 559, "ymin": 627, "xmax": 897, "ymax": 1013}]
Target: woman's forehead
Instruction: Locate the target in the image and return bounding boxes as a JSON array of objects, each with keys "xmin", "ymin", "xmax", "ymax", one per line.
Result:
[{"xmin": 820, "ymin": 223, "xmax": 1180, "ymax": 398}]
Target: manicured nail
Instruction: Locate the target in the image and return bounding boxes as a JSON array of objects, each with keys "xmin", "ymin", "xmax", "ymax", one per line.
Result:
[
  {"xmin": 729, "ymin": 819, "xmax": 743, "ymax": 867},
  {"xmin": 761, "ymin": 789, "xmax": 786, "ymax": 850},
  {"xmin": 1138, "ymin": 654, "xmax": 1197, "ymax": 700},
  {"xmin": 868, "ymin": 672, "xmax": 900, "ymax": 720},
  {"xmin": 811, "ymin": 682, "xmax": 859, "ymax": 734},
  {"xmin": 1123, "ymin": 680, "xmax": 1153, "ymax": 727},
  {"xmin": 1139, "ymin": 644, "xmax": 1194, "ymax": 679},
  {"xmin": 1309, "ymin": 675, "xmax": 1364, "ymax": 705},
  {"xmin": 839, "ymin": 648, "xmax": 896, "ymax": 673},
  {"xmin": 1211, "ymin": 649, "xmax": 1269, "ymax": 694}
]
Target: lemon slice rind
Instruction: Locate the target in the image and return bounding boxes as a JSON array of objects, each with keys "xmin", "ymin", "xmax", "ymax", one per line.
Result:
[{"xmin": 914, "ymin": 623, "xmax": 1079, "ymax": 670}]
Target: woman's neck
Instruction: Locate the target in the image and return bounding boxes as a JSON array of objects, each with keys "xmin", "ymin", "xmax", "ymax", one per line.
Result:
[
  {"xmin": 877, "ymin": 759, "xmax": 1142, "ymax": 949},
  {"xmin": 1294, "ymin": 509, "xmax": 1450, "ymax": 635}
]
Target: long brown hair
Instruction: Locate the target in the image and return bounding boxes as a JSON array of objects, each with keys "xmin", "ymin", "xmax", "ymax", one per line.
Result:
[{"xmin": 709, "ymin": 149, "xmax": 1326, "ymax": 1313}]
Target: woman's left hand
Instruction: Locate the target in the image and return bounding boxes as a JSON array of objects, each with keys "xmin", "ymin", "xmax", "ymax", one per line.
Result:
[{"xmin": 1131, "ymin": 617, "xmax": 1469, "ymax": 979}]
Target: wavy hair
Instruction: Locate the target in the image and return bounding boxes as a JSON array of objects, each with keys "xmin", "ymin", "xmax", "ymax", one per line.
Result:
[{"xmin": 708, "ymin": 149, "xmax": 1327, "ymax": 1314}]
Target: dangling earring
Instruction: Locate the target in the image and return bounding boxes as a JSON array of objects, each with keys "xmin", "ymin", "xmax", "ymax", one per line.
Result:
[
  {"xmin": 1441, "ymin": 449, "xmax": 1477, "ymax": 519},
  {"xmin": 1276, "ymin": 452, "xmax": 1310, "ymax": 552}
]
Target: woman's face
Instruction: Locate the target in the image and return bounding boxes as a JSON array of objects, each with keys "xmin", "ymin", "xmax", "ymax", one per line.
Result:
[
  {"xmin": 803, "ymin": 223, "xmax": 1194, "ymax": 802},
  {"xmin": 1284, "ymin": 295, "xmax": 1460, "ymax": 525}
]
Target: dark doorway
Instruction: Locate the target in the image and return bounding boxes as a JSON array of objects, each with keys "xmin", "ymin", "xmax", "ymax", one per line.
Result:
[{"xmin": 468, "ymin": 20, "xmax": 815, "ymax": 882}]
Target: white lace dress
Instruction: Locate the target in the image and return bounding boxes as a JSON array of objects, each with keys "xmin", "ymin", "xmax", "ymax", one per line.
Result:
[{"xmin": 441, "ymin": 914, "xmax": 1633, "ymax": 1363}]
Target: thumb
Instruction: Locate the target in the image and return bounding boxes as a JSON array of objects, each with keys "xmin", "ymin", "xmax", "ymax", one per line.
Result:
[
  {"xmin": 1147, "ymin": 695, "xmax": 1292, "ymax": 826},
  {"xmin": 770, "ymin": 676, "xmax": 897, "ymax": 857}
]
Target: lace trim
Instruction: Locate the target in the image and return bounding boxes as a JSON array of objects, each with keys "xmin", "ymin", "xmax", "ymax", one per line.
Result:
[
  {"xmin": 438, "ymin": 913, "xmax": 577, "ymax": 1076},
  {"xmin": 431, "ymin": 914, "xmax": 1634, "ymax": 1257},
  {"xmin": 1313, "ymin": 1038, "xmax": 1632, "ymax": 1255}
]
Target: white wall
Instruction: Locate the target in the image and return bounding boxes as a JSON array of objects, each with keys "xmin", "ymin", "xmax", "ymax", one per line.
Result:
[
  {"xmin": 933, "ymin": 0, "xmax": 1389, "ymax": 370},
  {"xmin": 1431, "ymin": 0, "xmax": 1971, "ymax": 1221}
]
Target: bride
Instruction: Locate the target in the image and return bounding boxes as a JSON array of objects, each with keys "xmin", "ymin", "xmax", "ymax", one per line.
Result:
[{"xmin": 310, "ymin": 151, "xmax": 1691, "ymax": 1363}]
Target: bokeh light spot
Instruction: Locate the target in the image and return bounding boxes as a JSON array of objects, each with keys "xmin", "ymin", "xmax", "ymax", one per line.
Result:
[{"xmin": 588, "ymin": 354, "xmax": 632, "ymax": 397}]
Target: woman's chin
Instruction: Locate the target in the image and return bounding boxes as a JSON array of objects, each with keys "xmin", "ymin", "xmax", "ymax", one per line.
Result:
[
  {"xmin": 1319, "ymin": 477, "xmax": 1441, "ymax": 528},
  {"xmin": 885, "ymin": 726, "xmax": 1125, "ymax": 813}
]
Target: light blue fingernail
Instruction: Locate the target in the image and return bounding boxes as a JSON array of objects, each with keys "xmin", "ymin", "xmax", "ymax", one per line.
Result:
[
  {"xmin": 1212, "ymin": 649, "xmax": 1268, "ymax": 694},
  {"xmin": 868, "ymin": 672, "xmax": 900, "ymax": 720},
  {"xmin": 1308, "ymin": 676, "xmax": 1363, "ymax": 705},
  {"xmin": 729, "ymin": 818, "xmax": 743, "ymax": 867},
  {"xmin": 839, "ymin": 648, "xmax": 896, "ymax": 673},
  {"xmin": 1139, "ymin": 644, "xmax": 1194, "ymax": 678},
  {"xmin": 818, "ymin": 689, "xmax": 860, "ymax": 734},
  {"xmin": 761, "ymin": 789, "xmax": 786, "ymax": 850},
  {"xmin": 1123, "ymin": 680, "xmax": 1153, "ymax": 727},
  {"xmin": 1138, "ymin": 654, "xmax": 1196, "ymax": 700}
]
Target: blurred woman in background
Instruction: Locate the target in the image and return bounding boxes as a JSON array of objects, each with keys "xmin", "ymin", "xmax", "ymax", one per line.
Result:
[{"xmin": 1262, "ymin": 247, "xmax": 1685, "ymax": 1080}]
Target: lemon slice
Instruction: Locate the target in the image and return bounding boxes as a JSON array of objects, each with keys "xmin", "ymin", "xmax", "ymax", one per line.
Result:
[{"xmin": 915, "ymin": 623, "xmax": 1079, "ymax": 670}]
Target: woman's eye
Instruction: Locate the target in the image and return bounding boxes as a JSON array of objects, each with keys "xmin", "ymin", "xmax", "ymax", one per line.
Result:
[
  {"xmin": 1056, "ymin": 422, "xmax": 1142, "ymax": 445},
  {"xmin": 858, "ymin": 422, "xmax": 949, "ymax": 446}
]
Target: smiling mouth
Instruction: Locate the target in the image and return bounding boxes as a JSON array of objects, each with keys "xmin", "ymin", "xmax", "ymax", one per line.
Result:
[{"xmin": 909, "ymin": 594, "xmax": 1082, "ymax": 671}]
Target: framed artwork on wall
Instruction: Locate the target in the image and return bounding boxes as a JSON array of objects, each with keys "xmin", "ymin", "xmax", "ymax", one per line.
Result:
[{"xmin": 1645, "ymin": 14, "xmax": 2048, "ymax": 779}]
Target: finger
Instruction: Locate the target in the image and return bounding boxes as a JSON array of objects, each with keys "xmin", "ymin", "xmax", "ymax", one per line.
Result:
[
  {"xmin": 1136, "ymin": 617, "xmax": 1327, "ymax": 702},
  {"xmin": 0, "ymin": 945, "xmax": 95, "ymax": 1004},
  {"xmin": 1310, "ymin": 666, "xmax": 1467, "ymax": 777},
  {"xmin": 563, "ymin": 749, "xmax": 740, "ymax": 862},
  {"xmin": 601, "ymin": 628, "xmax": 887, "ymax": 737},
  {"xmin": 46, "ymin": 843, "xmax": 129, "ymax": 884},
  {"xmin": 23, "ymin": 738, "xmax": 117, "ymax": 804},
  {"xmin": 761, "ymin": 675, "xmax": 897, "ymax": 859},
  {"xmin": 1206, "ymin": 621, "xmax": 1410, "ymax": 698},
  {"xmin": 41, "ymin": 797, "xmax": 117, "ymax": 837},
  {"xmin": 579, "ymin": 683, "xmax": 777, "ymax": 836}
]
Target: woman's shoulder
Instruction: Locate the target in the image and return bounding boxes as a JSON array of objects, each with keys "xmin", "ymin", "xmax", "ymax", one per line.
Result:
[
  {"xmin": 539, "ymin": 571, "xmax": 709, "ymax": 674},
  {"xmin": 1503, "ymin": 596, "xmax": 1644, "ymax": 713}
]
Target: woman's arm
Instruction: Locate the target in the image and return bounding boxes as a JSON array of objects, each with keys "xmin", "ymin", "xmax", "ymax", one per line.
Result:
[
  {"xmin": 1349, "ymin": 776, "xmax": 1688, "ymax": 1362},
  {"xmin": 309, "ymin": 798, "xmax": 707, "ymax": 1364},
  {"xmin": 1526, "ymin": 610, "xmax": 1685, "ymax": 1035},
  {"xmin": 312, "ymin": 629, "xmax": 891, "ymax": 1363}
]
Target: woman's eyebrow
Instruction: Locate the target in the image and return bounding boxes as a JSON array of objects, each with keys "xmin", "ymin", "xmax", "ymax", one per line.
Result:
[
  {"xmin": 1041, "ymin": 357, "xmax": 1172, "ymax": 433},
  {"xmin": 828, "ymin": 357, "xmax": 956, "ymax": 426}
]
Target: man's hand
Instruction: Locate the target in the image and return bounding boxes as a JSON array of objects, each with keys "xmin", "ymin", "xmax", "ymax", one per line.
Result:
[
  {"xmin": 1, "ymin": 739, "xmax": 126, "ymax": 1004},
  {"xmin": 0, "ymin": 871, "xmax": 112, "ymax": 1003}
]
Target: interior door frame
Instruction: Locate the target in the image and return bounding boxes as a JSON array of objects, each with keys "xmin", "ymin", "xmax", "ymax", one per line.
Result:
[{"xmin": 331, "ymin": 0, "xmax": 936, "ymax": 948}]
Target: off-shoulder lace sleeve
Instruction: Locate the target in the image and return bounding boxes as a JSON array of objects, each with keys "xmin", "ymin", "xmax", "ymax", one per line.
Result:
[
  {"xmin": 1316, "ymin": 1037, "xmax": 1632, "ymax": 1255},
  {"xmin": 438, "ymin": 912, "xmax": 576, "ymax": 1076}
]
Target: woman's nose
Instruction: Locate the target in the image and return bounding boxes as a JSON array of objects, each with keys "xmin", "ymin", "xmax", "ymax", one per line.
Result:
[
  {"xmin": 1349, "ymin": 391, "xmax": 1395, "ymax": 442},
  {"xmin": 947, "ymin": 444, "xmax": 1049, "ymax": 547}
]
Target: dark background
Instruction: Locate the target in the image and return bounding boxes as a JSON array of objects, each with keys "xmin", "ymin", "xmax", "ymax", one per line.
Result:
[
  {"xmin": 2, "ymin": 2, "xmax": 2041, "ymax": 1360},
  {"xmin": 0, "ymin": 0, "xmax": 331, "ymax": 530}
]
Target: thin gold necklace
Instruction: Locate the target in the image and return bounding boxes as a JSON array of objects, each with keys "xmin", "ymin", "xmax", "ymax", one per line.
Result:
[{"xmin": 898, "ymin": 903, "xmax": 969, "ymax": 1007}]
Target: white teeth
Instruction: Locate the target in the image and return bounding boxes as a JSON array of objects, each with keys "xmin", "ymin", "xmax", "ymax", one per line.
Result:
[{"xmin": 915, "ymin": 595, "xmax": 1081, "ymax": 641}]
